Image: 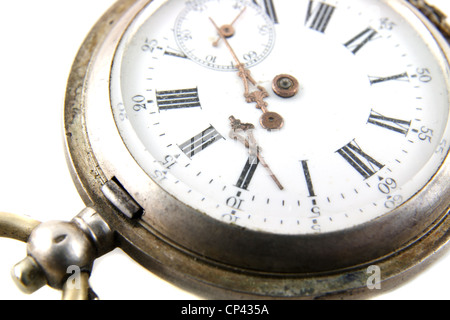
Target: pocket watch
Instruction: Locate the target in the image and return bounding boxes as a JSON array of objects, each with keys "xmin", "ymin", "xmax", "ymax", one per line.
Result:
[{"xmin": 1, "ymin": 0, "xmax": 450, "ymax": 300}]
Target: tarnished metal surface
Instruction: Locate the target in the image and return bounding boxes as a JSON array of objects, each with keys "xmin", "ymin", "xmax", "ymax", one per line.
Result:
[
  {"xmin": 409, "ymin": 0, "xmax": 450, "ymax": 39},
  {"xmin": 0, "ymin": 212, "xmax": 40, "ymax": 243},
  {"xmin": 64, "ymin": 0, "xmax": 137, "ymax": 208}
]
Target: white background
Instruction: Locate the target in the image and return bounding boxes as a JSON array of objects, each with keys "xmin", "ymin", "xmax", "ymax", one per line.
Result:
[{"xmin": 0, "ymin": 0, "xmax": 449, "ymax": 300}]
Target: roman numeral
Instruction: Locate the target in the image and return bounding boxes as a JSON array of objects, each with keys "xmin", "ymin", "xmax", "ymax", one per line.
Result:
[
  {"xmin": 367, "ymin": 110, "xmax": 411, "ymax": 135},
  {"xmin": 179, "ymin": 125, "xmax": 223, "ymax": 158},
  {"xmin": 336, "ymin": 140, "xmax": 384, "ymax": 179},
  {"xmin": 344, "ymin": 27, "xmax": 378, "ymax": 54},
  {"xmin": 236, "ymin": 156, "xmax": 259, "ymax": 190},
  {"xmin": 253, "ymin": 0, "xmax": 278, "ymax": 23},
  {"xmin": 301, "ymin": 160, "xmax": 316, "ymax": 197},
  {"xmin": 369, "ymin": 72, "xmax": 409, "ymax": 85},
  {"xmin": 156, "ymin": 88, "xmax": 201, "ymax": 111},
  {"xmin": 305, "ymin": 1, "xmax": 336, "ymax": 33},
  {"xmin": 164, "ymin": 47, "xmax": 187, "ymax": 59}
]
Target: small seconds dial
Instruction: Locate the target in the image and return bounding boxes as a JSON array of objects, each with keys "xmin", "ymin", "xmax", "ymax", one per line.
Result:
[{"xmin": 174, "ymin": 0, "xmax": 276, "ymax": 71}]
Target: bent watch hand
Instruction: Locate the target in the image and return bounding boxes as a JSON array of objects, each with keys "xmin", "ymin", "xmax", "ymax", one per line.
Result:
[
  {"xmin": 210, "ymin": 17, "xmax": 284, "ymax": 131},
  {"xmin": 229, "ymin": 116, "xmax": 284, "ymax": 190}
]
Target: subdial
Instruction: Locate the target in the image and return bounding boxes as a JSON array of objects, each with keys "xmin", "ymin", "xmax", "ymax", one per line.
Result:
[{"xmin": 174, "ymin": 0, "xmax": 275, "ymax": 71}]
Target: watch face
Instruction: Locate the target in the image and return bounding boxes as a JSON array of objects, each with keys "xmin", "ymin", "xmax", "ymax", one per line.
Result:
[{"xmin": 110, "ymin": 0, "xmax": 450, "ymax": 236}]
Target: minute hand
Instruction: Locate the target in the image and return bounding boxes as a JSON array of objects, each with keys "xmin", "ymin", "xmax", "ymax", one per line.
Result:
[{"xmin": 209, "ymin": 17, "xmax": 284, "ymax": 130}]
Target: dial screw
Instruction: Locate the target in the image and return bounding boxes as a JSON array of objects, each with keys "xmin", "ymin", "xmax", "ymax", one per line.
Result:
[
  {"xmin": 272, "ymin": 74, "xmax": 299, "ymax": 98},
  {"xmin": 221, "ymin": 24, "xmax": 235, "ymax": 38}
]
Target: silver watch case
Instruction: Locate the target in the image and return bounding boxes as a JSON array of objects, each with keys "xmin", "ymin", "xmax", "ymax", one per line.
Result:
[{"xmin": 64, "ymin": 0, "xmax": 450, "ymax": 299}]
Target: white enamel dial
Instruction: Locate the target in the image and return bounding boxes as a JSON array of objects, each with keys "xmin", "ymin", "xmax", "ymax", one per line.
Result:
[{"xmin": 110, "ymin": 0, "xmax": 450, "ymax": 236}]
